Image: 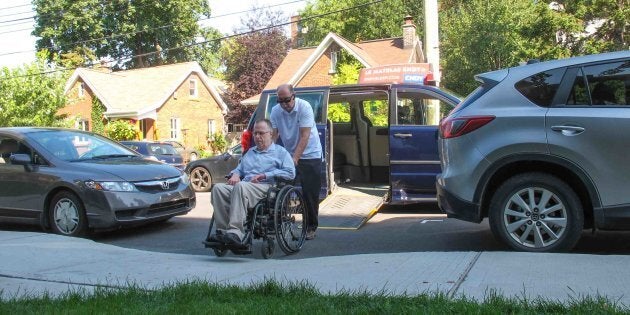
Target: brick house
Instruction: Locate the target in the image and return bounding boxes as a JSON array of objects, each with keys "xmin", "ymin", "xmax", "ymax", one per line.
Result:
[
  {"xmin": 61, "ymin": 62, "xmax": 228, "ymax": 148},
  {"xmin": 242, "ymin": 16, "xmax": 427, "ymax": 105}
]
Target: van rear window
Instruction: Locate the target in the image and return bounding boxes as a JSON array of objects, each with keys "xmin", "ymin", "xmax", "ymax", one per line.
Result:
[{"xmin": 266, "ymin": 92, "xmax": 325, "ymax": 123}]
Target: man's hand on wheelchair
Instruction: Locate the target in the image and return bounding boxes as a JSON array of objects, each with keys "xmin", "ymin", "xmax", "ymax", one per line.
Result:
[
  {"xmin": 249, "ymin": 174, "xmax": 266, "ymax": 183},
  {"xmin": 227, "ymin": 173, "xmax": 241, "ymax": 185}
]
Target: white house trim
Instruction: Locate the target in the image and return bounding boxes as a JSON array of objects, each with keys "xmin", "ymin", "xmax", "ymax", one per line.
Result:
[{"xmin": 288, "ymin": 33, "xmax": 374, "ymax": 86}]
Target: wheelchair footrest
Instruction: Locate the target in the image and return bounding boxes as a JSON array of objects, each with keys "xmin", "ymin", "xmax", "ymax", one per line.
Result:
[{"xmin": 202, "ymin": 239, "xmax": 252, "ymax": 254}]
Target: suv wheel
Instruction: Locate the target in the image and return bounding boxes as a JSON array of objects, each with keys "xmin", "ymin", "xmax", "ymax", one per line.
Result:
[{"xmin": 489, "ymin": 172, "xmax": 583, "ymax": 252}]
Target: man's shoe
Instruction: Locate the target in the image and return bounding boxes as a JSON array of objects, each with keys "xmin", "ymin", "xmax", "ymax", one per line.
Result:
[
  {"xmin": 208, "ymin": 233, "xmax": 223, "ymax": 243},
  {"xmin": 306, "ymin": 230, "xmax": 316, "ymax": 240},
  {"xmin": 223, "ymin": 233, "xmax": 243, "ymax": 246}
]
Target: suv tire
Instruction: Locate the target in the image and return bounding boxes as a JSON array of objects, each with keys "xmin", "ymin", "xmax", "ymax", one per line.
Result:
[{"xmin": 489, "ymin": 172, "xmax": 583, "ymax": 252}]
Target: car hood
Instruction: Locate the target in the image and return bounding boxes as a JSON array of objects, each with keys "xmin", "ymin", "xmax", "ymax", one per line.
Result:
[{"xmin": 73, "ymin": 158, "xmax": 181, "ymax": 181}]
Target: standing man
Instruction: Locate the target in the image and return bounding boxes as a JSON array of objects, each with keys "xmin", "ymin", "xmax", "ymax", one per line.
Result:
[
  {"xmin": 270, "ymin": 84, "xmax": 322, "ymax": 240},
  {"xmin": 209, "ymin": 119, "xmax": 295, "ymax": 246}
]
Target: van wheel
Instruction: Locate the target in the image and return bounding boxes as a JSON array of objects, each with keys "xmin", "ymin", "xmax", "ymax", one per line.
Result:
[
  {"xmin": 488, "ymin": 173, "xmax": 583, "ymax": 252},
  {"xmin": 49, "ymin": 191, "xmax": 89, "ymax": 237}
]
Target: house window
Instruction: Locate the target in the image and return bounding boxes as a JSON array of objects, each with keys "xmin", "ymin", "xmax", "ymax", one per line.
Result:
[
  {"xmin": 208, "ymin": 119, "xmax": 216, "ymax": 137},
  {"xmin": 78, "ymin": 82, "xmax": 85, "ymax": 97},
  {"xmin": 329, "ymin": 51, "xmax": 338, "ymax": 74},
  {"xmin": 78, "ymin": 119, "xmax": 89, "ymax": 131},
  {"xmin": 189, "ymin": 79, "xmax": 198, "ymax": 97},
  {"xmin": 170, "ymin": 117, "xmax": 181, "ymax": 139}
]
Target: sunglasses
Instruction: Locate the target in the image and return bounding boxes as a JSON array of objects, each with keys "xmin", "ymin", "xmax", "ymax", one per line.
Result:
[{"xmin": 278, "ymin": 95, "xmax": 294, "ymax": 104}]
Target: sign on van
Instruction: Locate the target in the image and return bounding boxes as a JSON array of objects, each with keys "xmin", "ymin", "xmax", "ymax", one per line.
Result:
[{"xmin": 358, "ymin": 63, "xmax": 431, "ymax": 85}]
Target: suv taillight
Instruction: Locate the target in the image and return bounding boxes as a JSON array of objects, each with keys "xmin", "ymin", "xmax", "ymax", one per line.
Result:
[
  {"xmin": 241, "ymin": 129, "xmax": 252, "ymax": 153},
  {"xmin": 440, "ymin": 115, "xmax": 495, "ymax": 139}
]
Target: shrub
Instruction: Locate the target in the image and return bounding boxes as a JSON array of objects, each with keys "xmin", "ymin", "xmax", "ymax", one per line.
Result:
[
  {"xmin": 208, "ymin": 133, "xmax": 227, "ymax": 154},
  {"xmin": 105, "ymin": 120, "xmax": 137, "ymax": 141}
]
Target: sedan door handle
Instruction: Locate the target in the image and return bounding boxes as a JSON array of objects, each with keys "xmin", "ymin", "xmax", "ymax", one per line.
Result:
[
  {"xmin": 551, "ymin": 125, "xmax": 585, "ymax": 136},
  {"xmin": 393, "ymin": 133, "xmax": 413, "ymax": 139}
]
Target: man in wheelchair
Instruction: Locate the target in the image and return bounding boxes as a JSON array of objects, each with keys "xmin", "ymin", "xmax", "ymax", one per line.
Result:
[{"xmin": 209, "ymin": 119, "xmax": 295, "ymax": 248}]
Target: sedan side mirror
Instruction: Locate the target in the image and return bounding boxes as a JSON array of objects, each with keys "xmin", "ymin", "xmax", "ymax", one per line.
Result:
[
  {"xmin": 10, "ymin": 154, "xmax": 35, "ymax": 172},
  {"xmin": 222, "ymin": 151, "xmax": 232, "ymax": 161}
]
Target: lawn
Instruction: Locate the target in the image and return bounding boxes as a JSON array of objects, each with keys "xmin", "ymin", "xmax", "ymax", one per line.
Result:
[{"xmin": 1, "ymin": 280, "xmax": 626, "ymax": 314}]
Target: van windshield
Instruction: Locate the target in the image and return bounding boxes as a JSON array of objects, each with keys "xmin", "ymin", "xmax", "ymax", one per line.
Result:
[{"xmin": 267, "ymin": 91, "xmax": 325, "ymax": 123}]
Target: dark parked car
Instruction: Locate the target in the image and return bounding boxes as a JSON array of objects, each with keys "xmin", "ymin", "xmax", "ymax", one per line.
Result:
[
  {"xmin": 120, "ymin": 141, "xmax": 185, "ymax": 170},
  {"xmin": 0, "ymin": 128, "xmax": 196, "ymax": 236},
  {"xmin": 163, "ymin": 140, "xmax": 200, "ymax": 163},
  {"xmin": 185, "ymin": 144, "xmax": 242, "ymax": 192},
  {"xmin": 437, "ymin": 51, "xmax": 630, "ymax": 252}
]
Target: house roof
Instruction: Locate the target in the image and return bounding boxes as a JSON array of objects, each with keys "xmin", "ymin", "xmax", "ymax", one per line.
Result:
[
  {"xmin": 64, "ymin": 62, "xmax": 229, "ymax": 117},
  {"xmin": 242, "ymin": 32, "xmax": 423, "ymax": 105}
]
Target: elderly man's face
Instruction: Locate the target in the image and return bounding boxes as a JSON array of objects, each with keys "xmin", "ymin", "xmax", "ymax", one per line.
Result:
[
  {"xmin": 277, "ymin": 87, "xmax": 295, "ymax": 112},
  {"xmin": 253, "ymin": 122, "xmax": 273, "ymax": 150}
]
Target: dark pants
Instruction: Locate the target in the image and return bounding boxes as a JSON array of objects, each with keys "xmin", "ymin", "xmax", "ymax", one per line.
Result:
[{"xmin": 296, "ymin": 158, "xmax": 321, "ymax": 231}]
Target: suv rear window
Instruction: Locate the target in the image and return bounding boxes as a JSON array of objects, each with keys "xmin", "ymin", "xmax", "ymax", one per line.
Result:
[{"xmin": 515, "ymin": 67, "xmax": 566, "ymax": 107}]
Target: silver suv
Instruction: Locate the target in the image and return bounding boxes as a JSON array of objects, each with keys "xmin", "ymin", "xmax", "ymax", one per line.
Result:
[{"xmin": 437, "ymin": 51, "xmax": 630, "ymax": 252}]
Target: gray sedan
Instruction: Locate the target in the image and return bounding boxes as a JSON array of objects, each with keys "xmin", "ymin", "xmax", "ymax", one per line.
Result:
[{"xmin": 0, "ymin": 127, "xmax": 196, "ymax": 237}]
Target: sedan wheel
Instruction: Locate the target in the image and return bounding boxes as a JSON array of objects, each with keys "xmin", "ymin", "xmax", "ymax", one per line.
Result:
[
  {"xmin": 49, "ymin": 191, "xmax": 88, "ymax": 237},
  {"xmin": 489, "ymin": 172, "xmax": 583, "ymax": 252},
  {"xmin": 190, "ymin": 166, "xmax": 212, "ymax": 192}
]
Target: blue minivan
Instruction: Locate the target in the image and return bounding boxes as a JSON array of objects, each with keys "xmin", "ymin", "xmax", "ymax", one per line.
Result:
[{"xmin": 241, "ymin": 84, "xmax": 460, "ymax": 215}]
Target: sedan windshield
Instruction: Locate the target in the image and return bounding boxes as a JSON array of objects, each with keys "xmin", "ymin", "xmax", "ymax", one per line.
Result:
[
  {"xmin": 28, "ymin": 130, "xmax": 139, "ymax": 162},
  {"xmin": 149, "ymin": 143, "xmax": 178, "ymax": 155}
]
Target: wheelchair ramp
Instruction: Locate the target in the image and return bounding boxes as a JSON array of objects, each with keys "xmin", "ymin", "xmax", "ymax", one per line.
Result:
[{"xmin": 318, "ymin": 183, "xmax": 386, "ymax": 230}]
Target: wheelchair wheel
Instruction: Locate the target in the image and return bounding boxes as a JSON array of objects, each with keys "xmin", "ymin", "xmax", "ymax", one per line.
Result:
[
  {"xmin": 213, "ymin": 248, "xmax": 228, "ymax": 257},
  {"xmin": 261, "ymin": 238, "xmax": 275, "ymax": 259},
  {"xmin": 274, "ymin": 186, "xmax": 307, "ymax": 255}
]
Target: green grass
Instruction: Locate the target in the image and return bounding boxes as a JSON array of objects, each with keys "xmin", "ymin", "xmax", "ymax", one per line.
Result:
[{"xmin": 1, "ymin": 280, "xmax": 627, "ymax": 314}]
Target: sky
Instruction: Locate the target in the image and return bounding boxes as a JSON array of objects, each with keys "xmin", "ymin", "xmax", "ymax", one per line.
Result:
[{"xmin": 0, "ymin": 0, "xmax": 307, "ymax": 69}]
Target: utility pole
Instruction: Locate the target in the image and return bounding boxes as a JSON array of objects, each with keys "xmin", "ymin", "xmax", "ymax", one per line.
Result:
[{"xmin": 424, "ymin": 0, "xmax": 440, "ymax": 86}]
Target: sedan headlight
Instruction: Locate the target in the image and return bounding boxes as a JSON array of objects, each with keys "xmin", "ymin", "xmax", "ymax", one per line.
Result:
[
  {"xmin": 180, "ymin": 172, "xmax": 190, "ymax": 185},
  {"xmin": 85, "ymin": 180, "xmax": 137, "ymax": 192}
]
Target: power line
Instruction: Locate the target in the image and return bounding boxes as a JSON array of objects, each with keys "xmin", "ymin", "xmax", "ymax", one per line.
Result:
[
  {"xmin": 0, "ymin": 0, "xmax": 306, "ymax": 57},
  {"xmin": 4, "ymin": 0, "xmax": 385, "ymax": 79},
  {"xmin": 0, "ymin": 0, "xmax": 164, "ymax": 27},
  {"xmin": 0, "ymin": 9, "xmax": 34, "ymax": 18},
  {"xmin": 0, "ymin": 3, "xmax": 32, "ymax": 11}
]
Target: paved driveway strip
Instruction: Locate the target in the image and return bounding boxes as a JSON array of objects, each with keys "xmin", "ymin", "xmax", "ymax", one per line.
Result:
[
  {"xmin": 2, "ymin": 231, "xmax": 630, "ymax": 306},
  {"xmin": 0, "ymin": 232, "xmax": 475, "ymax": 298}
]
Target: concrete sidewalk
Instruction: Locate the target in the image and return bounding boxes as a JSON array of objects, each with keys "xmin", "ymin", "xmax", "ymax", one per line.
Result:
[{"xmin": 1, "ymin": 231, "xmax": 628, "ymax": 305}]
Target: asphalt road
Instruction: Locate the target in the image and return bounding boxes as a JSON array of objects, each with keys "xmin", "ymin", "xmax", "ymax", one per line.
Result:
[{"xmin": 5, "ymin": 192, "xmax": 630, "ymax": 259}]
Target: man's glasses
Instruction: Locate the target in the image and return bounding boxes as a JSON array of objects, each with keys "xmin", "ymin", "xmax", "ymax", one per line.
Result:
[
  {"xmin": 278, "ymin": 94, "xmax": 294, "ymax": 104},
  {"xmin": 253, "ymin": 131, "xmax": 270, "ymax": 136}
]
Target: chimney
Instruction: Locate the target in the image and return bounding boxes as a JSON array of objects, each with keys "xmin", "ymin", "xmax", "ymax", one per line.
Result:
[
  {"xmin": 290, "ymin": 15, "xmax": 301, "ymax": 48},
  {"xmin": 95, "ymin": 59, "xmax": 111, "ymax": 73},
  {"xmin": 402, "ymin": 15, "xmax": 416, "ymax": 49}
]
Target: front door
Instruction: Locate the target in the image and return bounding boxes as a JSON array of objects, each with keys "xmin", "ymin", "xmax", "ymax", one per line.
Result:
[
  {"xmin": 0, "ymin": 136, "xmax": 51, "ymax": 221},
  {"xmin": 389, "ymin": 87, "xmax": 458, "ymax": 203},
  {"xmin": 547, "ymin": 60, "xmax": 630, "ymax": 214}
]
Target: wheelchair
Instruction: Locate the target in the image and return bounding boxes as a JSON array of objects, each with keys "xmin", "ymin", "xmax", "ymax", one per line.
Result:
[{"xmin": 203, "ymin": 179, "xmax": 308, "ymax": 259}]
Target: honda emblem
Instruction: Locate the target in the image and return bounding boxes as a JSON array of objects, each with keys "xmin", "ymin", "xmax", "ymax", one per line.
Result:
[{"xmin": 161, "ymin": 181, "xmax": 169, "ymax": 190}]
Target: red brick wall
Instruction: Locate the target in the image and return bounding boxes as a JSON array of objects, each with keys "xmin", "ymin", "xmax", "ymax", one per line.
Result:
[
  {"xmin": 59, "ymin": 80, "xmax": 94, "ymax": 129},
  {"xmin": 296, "ymin": 46, "xmax": 335, "ymax": 87},
  {"xmin": 155, "ymin": 73, "xmax": 225, "ymax": 148}
]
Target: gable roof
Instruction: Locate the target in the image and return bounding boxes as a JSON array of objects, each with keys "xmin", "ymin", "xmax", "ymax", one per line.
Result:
[
  {"xmin": 243, "ymin": 32, "xmax": 424, "ymax": 105},
  {"xmin": 64, "ymin": 62, "xmax": 228, "ymax": 117}
]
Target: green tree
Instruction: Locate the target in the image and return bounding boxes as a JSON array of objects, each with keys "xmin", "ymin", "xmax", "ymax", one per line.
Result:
[
  {"xmin": 553, "ymin": 0, "xmax": 629, "ymax": 54},
  {"xmin": 0, "ymin": 53, "xmax": 69, "ymax": 127},
  {"xmin": 439, "ymin": 0, "xmax": 577, "ymax": 95},
  {"xmin": 298, "ymin": 0, "xmax": 424, "ymax": 46},
  {"xmin": 32, "ymin": 0, "xmax": 216, "ymax": 69}
]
